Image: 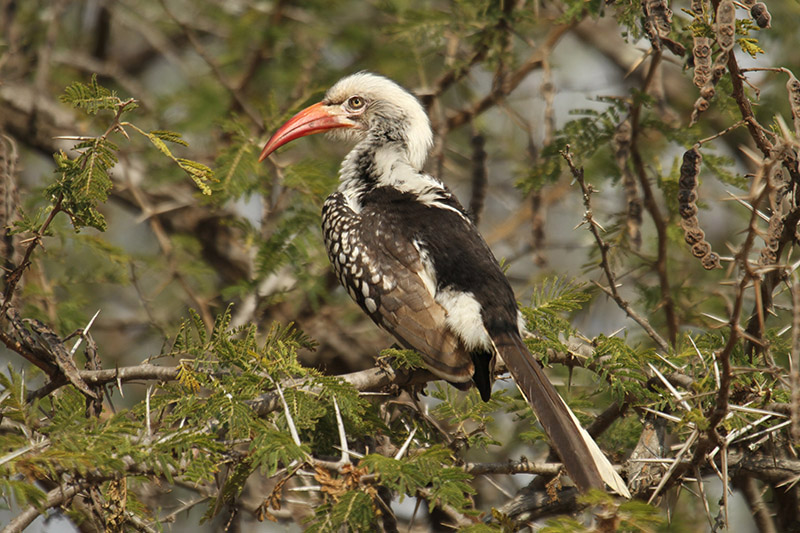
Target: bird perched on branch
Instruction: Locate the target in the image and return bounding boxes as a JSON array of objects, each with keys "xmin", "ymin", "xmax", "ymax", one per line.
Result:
[{"xmin": 259, "ymin": 72, "xmax": 629, "ymax": 497}]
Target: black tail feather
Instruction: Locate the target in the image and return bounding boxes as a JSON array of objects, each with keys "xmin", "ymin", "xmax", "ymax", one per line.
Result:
[
  {"xmin": 492, "ymin": 331, "xmax": 628, "ymax": 495},
  {"xmin": 470, "ymin": 350, "xmax": 493, "ymax": 402}
]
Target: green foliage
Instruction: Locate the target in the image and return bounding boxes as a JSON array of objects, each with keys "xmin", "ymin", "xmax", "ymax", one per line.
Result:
[
  {"xmin": 521, "ymin": 97, "xmax": 631, "ymax": 192},
  {"xmin": 590, "ymin": 335, "xmax": 655, "ymax": 402},
  {"xmin": 124, "ymin": 124, "xmax": 215, "ymax": 195},
  {"xmin": 306, "ymin": 490, "xmax": 378, "ymax": 533},
  {"xmin": 361, "ymin": 445, "xmax": 476, "ymax": 513},
  {"xmin": 522, "ymin": 277, "xmax": 591, "ymax": 359},
  {"xmin": 379, "ymin": 347, "xmax": 425, "ymax": 370},
  {"xmin": 60, "ymin": 74, "xmax": 136, "ymax": 116},
  {"xmin": 4, "ymin": 0, "xmax": 800, "ymax": 530}
]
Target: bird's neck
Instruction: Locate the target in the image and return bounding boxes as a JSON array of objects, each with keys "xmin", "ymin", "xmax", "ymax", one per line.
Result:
[{"xmin": 338, "ymin": 135, "xmax": 415, "ymax": 206}]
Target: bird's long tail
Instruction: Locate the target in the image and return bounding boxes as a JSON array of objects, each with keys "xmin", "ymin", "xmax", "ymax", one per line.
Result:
[{"xmin": 493, "ymin": 331, "xmax": 630, "ymax": 498}]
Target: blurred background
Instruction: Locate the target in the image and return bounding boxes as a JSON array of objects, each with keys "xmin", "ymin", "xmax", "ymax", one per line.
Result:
[{"xmin": 3, "ymin": 0, "xmax": 800, "ymax": 531}]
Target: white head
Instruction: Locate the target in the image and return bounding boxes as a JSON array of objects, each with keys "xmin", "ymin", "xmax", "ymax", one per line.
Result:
[{"xmin": 260, "ymin": 72, "xmax": 433, "ymax": 170}]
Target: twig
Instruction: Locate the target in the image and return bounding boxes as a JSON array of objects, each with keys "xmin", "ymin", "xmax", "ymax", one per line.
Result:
[
  {"xmin": 331, "ymin": 396, "xmax": 350, "ymax": 464},
  {"xmin": 1, "ymin": 480, "xmax": 89, "ymax": 533},
  {"xmin": 465, "ymin": 459, "xmax": 563, "ymax": 476},
  {"xmin": 445, "ymin": 22, "xmax": 574, "ymax": 130},
  {"xmin": 734, "ymin": 475, "xmax": 778, "ymax": 533},
  {"xmin": 561, "ymin": 145, "xmax": 670, "ymax": 353}
]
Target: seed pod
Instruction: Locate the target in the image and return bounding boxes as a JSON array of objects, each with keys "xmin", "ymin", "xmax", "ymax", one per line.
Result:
[
  {"xmin": 678, "ymin": 189, "xmax": 698, "ymax": 204},
  {"xmin": 645, "ymin": 0, "xmax": 673, "ymax": 37},
  {"xmin": 615, "ymin": 120, "xmax": 643, "ymax": 249},
  {"xmin": 701, "ymin": 253, "xmax": 721, "ymax": 270},
  {"xmin": 692, "ymin": 241, "xmax": 711, "ymax": 258},
  {"xmin": 679, "ymin": 203, "xmax": 698, "ymax": 218},
  {"xmin": 693, "ymin": 37, "xmax": 712, "ymax": 88},
  {"xmin": 700, "ymin": 85, "xmax": 716, "ymax": 100},
  {"xmin": 681, "ymin": 216, "xmax": 700, "ymax": 231},
  {"xmin": 741, "ymin": 0, "xmax": 755, "ymax": 6},
  {"xmin": 692, "ymin": 0, "xmax": 707, "ymax": 15},
  {"xmin": 684, "ymin": 226, "xmax": 705, "ymax": 245},
  {"xmin": 750, "ymin": 3, "xmax": 771, "ymax": 29},
  {"xmin": 716, "ymin": 1, "xmax": 736, "ymax": 53},
  {"xmin": 690, "ymin": 98, "xmax": 710, "ymax": 125},
  {"xmin": 787, "ymin": 73, "xmax": 800, "ymax": 137},
  {"xmin": 468, "ymin": 132, "xmax": 487, "ymax": 224},
  {"xmin": 711, "ymin": 52, "xmax": 728, "ymax": 84},
  {"xmin": 680, "ymin": 147, "xmax": 702, "ymax": 190}
]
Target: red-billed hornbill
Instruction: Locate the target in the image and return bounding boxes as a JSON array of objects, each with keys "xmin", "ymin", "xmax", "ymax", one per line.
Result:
[{"xmin": 259, "ymin": 72, "xmax": 629, "ymax": 497}]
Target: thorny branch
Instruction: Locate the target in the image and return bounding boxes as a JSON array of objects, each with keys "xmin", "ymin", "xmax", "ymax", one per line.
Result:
[
  {"xmin": 560, "ymin": 146, "xmax": 671, "ymax": 353},
  {"xmin": 1, "ymin": 97, "xmax": 135, "ymax": 320}
]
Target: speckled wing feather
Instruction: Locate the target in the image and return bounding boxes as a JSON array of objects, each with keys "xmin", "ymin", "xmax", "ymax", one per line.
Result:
[
  {"xmin": 322, "ymin": 192, "xmax": 474, "ymax": 383},
  {"xmin": 367, "ymin": 226, "xmax": 475, "ymax": 383}
]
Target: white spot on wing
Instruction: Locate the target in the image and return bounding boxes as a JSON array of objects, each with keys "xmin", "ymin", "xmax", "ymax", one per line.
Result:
[{"xmin": 364, "ymin": 297, "xmax": 377, "ymax": 313}]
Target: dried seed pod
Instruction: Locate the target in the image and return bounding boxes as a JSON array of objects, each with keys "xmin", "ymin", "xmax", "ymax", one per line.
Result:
[
  {"xmin": 645, "ymin": 0, "xmax": 673, "ymax": 37},
  {"xmin": 692, "ymin": 241, "xmax": 711, "ymax": 258},
  {"xmin": 711, "ymin": 52, "xmax": 728, "ymax": 84},
  {"xmin": 693, "ymin": 37, "xmax": 712, "ymax": 88},
  {"xmin": 716, "ymin": 1, "xmax": 736, "ymax": 53},
  {"xmin": 678, "ymin": 189, "xmax": 698, "ymax": 204},
  {"xmin": 741, "ymin": 0, "xmax": 755, "ymax": 6},
  {"xmin": 615, "ymin": 120, "xmax": 643, "ymax": 249},
  {"xmin": 1, "ymin": 134, "xmax": 22, "ymax": 300},
  {"xmin": 468, "ymin": 132, "xmax": 487, "ymax": 224},
  {"xmin": 690, "ymin": 98, "xmax": 711, "ymax": 125},
  {"xmin": 692, "ymin": 0, "xmax": 707, "ymax": 15},
  {"xmin": 787, "ymin": 73, "xmax": 800, "ymax": 137},
  {"xmin": 677, "ymin": 147, "xmax": 719, "ymax": 269},
  {"xmin": 700, "ymin": 85, "xmax": 716, "ymax": 100},
  {"xmin": 679, "ymin": 203, "xmax": 699, "ymax": 218},
  {"xmin": 701, "ymin": 253, "xmax": 721, "ymax": 270},
  {"xmin": 692, "ymin": 52, "xmax": 729, "ymax": 124},
  {"xmin": 680, "ymin": 147, "xmax": 702, "ymax": 190},
  {"xmin": 684, "ymin": 226, "xmax": 705, "ymax": 245},
  {"xmin": 750, "ymin": 3, "xmax": 771, "ymax": 29}
]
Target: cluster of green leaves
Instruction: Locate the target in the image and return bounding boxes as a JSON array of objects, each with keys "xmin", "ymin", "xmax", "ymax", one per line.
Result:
[
  {"xmin": 522, "ymin": 277, "xmax": 592, "ymax": 358},
  {"xmin": 20, "ymin": 75, "xmax": 214, "ymax": 234}
]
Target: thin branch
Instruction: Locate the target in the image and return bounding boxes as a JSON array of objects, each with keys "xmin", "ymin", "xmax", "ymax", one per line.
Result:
[
  {"xmin": 1, "ymin": 480, "xmax": 89, "ymax": 533},
  {"xmin": 444, "ymin": 21, "xmax": 574, "ymax": 130},
  {"xmin": 734, "ymin": 475, "xmax": 778, "ymax": 533},
  {"xmin": 560, "ymin": 146, "xmax": 670, "ymax": 353}
]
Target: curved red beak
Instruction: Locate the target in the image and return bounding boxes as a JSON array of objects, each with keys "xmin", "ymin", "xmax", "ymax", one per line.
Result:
[{"xmin": 259, "ymin": 102, "xmax": 356, "ymax": 162}]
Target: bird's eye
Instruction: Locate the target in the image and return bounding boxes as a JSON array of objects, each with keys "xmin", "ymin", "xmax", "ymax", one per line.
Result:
[{"xmin": 346, "ymin": 96, "xmax": 365, "ymax": 111}]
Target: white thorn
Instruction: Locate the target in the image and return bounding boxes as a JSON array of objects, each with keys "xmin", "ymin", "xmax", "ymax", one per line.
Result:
[
  {"xmin": 394, "ymin": 428, "xmax": 417, "ymax": 460},
  {"xmin": 648, "ymin": 363, "xmax": 691, "ymax": 411},
  {"xmin": 70, "ymin": 309, "xmax": 101, "ymax": 356},
  {"xmin": 332, "ymin": 396, "xmax": 350, "ymax": 464},
  {"xmin": 641, "ymin": 407, "xmax": 684, "ymax": 424},
  {"xmin": 274, "ymin": 381, "xmax": 302, "ymax": 447},
  {"xmin": 687, "ymin": 336, "xmax": 707, "ymax": 370},
  {"xmin": 145, "ymin": 385, "xmax": 153, "ymax": 441},
  {"xmin": 649, "ymin": 429, "xmax": 699, "ymax": 504}
]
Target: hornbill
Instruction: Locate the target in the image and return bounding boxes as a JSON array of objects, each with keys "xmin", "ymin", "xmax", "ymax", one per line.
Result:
[{"xmin": 259, "ymin": 72, "xmax": 629, "ymax": 497}]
